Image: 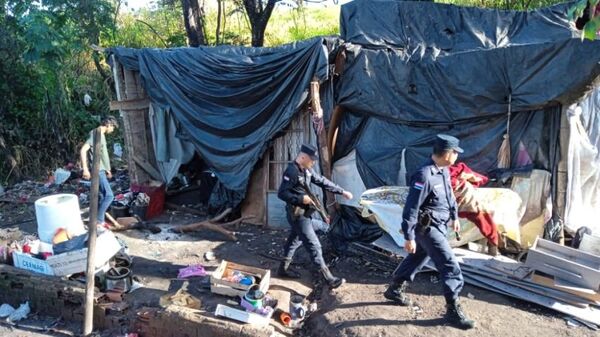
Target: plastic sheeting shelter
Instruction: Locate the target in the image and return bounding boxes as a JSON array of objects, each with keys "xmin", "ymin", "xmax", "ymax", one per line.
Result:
[
  {"xmin": 108, "ymin": 37, "xmax": 336, "ymax": 202},
  {"xmin": 328, "ymin": 0, "xmax": 600, "ymax": 244},
  {"xmin": 334, "ymin": 1, "xmax": 600, "ymax": 186}
]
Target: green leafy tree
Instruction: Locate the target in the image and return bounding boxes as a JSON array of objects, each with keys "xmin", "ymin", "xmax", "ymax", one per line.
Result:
[
  {"xmin": 569, "ymin": 0, "xmax": 600, "ymax": 40},
  {"xmin": 0, "ymin": 0, "xmax": 117, "ymax": 183}
]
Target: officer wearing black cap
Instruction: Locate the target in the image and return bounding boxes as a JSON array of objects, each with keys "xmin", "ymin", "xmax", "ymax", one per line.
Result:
[
  {"xmin": 277, "ymin": 144, "xmax": 353, "ymax": 289},
  {"xmin": 383, "ymin": 134, "xmax": 475, "ymax": 330}
]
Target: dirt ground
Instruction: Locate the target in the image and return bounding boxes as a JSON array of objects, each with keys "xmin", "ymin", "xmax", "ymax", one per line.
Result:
[{"xmin": 0, "ymin": 203, "xmax": 598, "ymax": 337}]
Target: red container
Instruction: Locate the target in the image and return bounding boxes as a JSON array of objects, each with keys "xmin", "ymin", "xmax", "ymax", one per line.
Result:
[{"xmin": 130, "ymin": 183, "xmax": 165, "ymax": 220}]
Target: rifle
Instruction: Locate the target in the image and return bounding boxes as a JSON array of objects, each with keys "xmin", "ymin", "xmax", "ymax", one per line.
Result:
[{"xmin": 300, "ymin": 184, "xmax": 330, "ymax": 224}]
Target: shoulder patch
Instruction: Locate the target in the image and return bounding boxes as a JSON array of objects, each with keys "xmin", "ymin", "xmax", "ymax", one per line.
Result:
[
  {"xmin": 283, "ymin": 175, "xmax": 290, "ymax": 181},
  {"xmin": 413, "ymin": 181, "xmax": 425, "ymax": 190}
]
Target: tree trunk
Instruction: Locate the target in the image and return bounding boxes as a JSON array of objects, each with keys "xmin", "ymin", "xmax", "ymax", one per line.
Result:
[
  {"xmin": 182, "ymin": 0, "xmax": 207, "ymax": 47},
  {"xmin": 251, "ymin": 22, "xmax": 266, "ymax": 47},
  {"xmin": 243, "ymin": 0, "xmax": 277, "ymax": 47},
  {"xmin": 216, "ymin": 0, "xmax": 222, "ymax": 45}
]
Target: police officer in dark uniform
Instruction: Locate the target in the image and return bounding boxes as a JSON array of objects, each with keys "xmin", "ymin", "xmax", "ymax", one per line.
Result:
[
  {"xmin": 277, "ymin": 144, "xmax": 353, "ymax": 289},
  {"xmin": 384, "ymin": 134, "xmax": 475, "ymax": 330}
]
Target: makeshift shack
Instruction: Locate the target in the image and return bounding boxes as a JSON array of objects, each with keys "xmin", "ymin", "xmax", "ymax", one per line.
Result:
[{"xmin": 108, "ymin": 37, "xmax": 339, "ymax": 225}]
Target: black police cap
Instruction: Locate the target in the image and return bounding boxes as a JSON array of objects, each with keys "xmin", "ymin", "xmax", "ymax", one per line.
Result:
[
  {"xmin": 434, "ymin": 134, "xmax": 464, "ymax": 153},
  {"xmin": 300, "ymin": 144, "xmax": 318, "ymax": 160}
]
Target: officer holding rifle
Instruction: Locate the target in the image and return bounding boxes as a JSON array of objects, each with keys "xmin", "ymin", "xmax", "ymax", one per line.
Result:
[{"xmin": 277, "ymin": 144, "xmax": 353, "ymax": 289}]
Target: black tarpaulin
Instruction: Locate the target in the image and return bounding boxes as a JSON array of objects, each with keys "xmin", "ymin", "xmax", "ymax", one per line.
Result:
[
  {"xmin": 337, "ymin": 1, "xmax": 600, "ymax": 120},
  {"xmin": 109, "ymin": 37, "xmax": 331, "ymax": 197},
  {"xmin": 334, "ymin": 106, "xmax": 561, "ymax": 189},
  {"xmin": 341, "ymin": 1, "xmax": 575, "ymax": 51},
  {"xmin": 334, "ymin": 0, "xmax": 600, "ymax": 185}
]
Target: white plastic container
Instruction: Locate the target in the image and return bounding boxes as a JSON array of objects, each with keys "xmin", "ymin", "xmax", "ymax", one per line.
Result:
[{"xmin": 35, "ymin": 194, "xmax": 85, "ymax": 243}]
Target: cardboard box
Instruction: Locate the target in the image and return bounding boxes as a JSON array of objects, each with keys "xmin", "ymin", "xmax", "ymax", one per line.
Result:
[
  {"xmin": 13, "ymin": 231, "xmax": 122, "ymax": 276},
  {"xmin": 210, "ymin": 260, "xmax": 270, "ymax": 298},
  {"xmin": 214, "ymin": 304, "xmax": 272, "ymax": 326},
  {"xmin": 12, "ymin": 251, "xmax": 54, "ymax": 275}
]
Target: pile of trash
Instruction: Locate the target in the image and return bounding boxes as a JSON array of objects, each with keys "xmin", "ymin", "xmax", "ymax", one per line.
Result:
[
  {"xmin": 0, "ymin": 165, "xmax": 130, "ymax": 206},
  {"xmin": 0, "ymin": 302, "xmax": 30, "ymax": 323}
]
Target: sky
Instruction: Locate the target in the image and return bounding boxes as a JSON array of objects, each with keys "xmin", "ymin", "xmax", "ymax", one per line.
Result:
[{"xmin": 123, "ymin": 0, "xmax": 352, "ymax": 11}]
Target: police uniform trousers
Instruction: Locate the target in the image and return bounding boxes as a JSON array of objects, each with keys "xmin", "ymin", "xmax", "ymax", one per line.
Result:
[
  {"xmin": 392, "ymin": 223, "xmax": 464, "ymax": 304},
  {"xmin": 282, "ymin": 209, "xmax": 326, "ymax": 270}
]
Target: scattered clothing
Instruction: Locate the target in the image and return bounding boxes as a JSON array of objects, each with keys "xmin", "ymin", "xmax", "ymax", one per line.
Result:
[{"xmin": 449, "ymin": 162, "xmax": 499, "ymax": 246}]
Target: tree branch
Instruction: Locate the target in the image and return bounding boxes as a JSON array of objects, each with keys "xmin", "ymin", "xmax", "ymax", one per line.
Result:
[{"xmin": 136, "ymin": 19, "xmax": 169, "ymax": 48}]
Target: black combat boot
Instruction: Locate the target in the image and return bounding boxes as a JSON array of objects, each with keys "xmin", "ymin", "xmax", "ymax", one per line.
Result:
[
  {"xmin": 277, "ymin": 259, "xmax": 301, "ymax": 279},
  {"xmin": 445, "ymin": 302, "xmax": 476, "ymax": 329},
  {"xmin": 383, "ymin": 280, "xmax": 411, "ymax": 306},
  {"xmin": 320, "ymin": 266, "xmax": 345, "ymax": 289}
]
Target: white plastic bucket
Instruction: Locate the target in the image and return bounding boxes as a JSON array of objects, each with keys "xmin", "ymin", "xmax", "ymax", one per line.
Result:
[{"xmin": 35, "ymin": 194, "xmax": 85, "ymax": 243}]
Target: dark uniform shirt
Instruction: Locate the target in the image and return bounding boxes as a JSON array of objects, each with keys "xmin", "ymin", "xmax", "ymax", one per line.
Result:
[
  {"xmin": 278, "ymin": 161, "xmax": 344, "ymax": 211},
  {"xmin": 402, "ymin": 159, "xmax": 459, "ymax": 241}
]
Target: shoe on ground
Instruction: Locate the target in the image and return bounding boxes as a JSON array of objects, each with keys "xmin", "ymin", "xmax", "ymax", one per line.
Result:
[
  {"xmin": 446, "ymin": 302, "xmax": 476, "ymax": 330},
  {"xmin": 383, "ymin": 282, "xmax": 411, "ymax": 306}
]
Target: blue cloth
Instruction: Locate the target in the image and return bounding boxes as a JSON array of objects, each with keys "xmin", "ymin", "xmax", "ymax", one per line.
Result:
[
  {"xmin": 401, "ymin": 159, "xmax": 458, "ymax": 241},
  {"xmin": 392, "ymin": 225, "xmax": 464, "ymax": 304},
  {"xmin": 98, "ymin": 170, "xmax": 114, "ymax": 223}
]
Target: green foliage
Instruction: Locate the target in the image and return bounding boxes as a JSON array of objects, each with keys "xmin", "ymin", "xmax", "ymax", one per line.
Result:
[
  {"xmin": 0, "ymin": 0, "xmax": 117, "ymax": 184},
  {"xmin": 569, "ymin": 0, "xmax": 600, "ymax": 40},
  {"xmin": 109, "ymin": 2, "xmax": 339, "ymax": 48},
  {"xmin": 437, "ymin": 0, "xmax": 565, "ymax": 10},
  {"xmin": 105, "ymin": 6, "xmax": 187, "ymax": 48},
  {"xmin": 265, "ymin": 6, "xmax": 339, "ymax": 46}
]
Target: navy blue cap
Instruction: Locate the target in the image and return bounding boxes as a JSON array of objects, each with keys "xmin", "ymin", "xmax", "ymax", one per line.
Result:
[
  {"xmin": 434, "ymin": 134, "xmax": 464, "ymax": 153},
  {"xmin": 300, "ymin": 144, "xmax": 318, "ymax": 160}
]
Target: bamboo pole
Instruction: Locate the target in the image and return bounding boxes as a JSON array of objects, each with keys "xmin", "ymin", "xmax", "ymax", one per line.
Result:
[{"xmin": 83, "ymin": 127, "xmax": 102, "ymax": 335}]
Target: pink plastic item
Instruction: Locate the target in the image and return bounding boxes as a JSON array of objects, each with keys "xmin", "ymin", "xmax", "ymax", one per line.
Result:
[{"xmin": 177, "ymin": 264, "xmax": 207, "ymax": 279}]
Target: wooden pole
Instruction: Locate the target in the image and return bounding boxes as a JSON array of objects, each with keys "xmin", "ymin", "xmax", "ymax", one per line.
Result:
[
  {"xmin": 83, "ymin": 127, "xmax": 102, "ymax": 336},
  {"xmin": 310, "ymin": 79, "xmax": 336, "ymax": 215}
]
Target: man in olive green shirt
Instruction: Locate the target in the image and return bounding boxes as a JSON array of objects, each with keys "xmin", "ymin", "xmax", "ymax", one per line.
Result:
[{"xmin": 80, "ymin": 116, "xmax": 118, "ymax": 227}]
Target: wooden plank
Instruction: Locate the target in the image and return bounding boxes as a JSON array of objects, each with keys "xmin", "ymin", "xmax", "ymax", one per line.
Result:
[
  {"xmin": 266, "ymin": 192, "xmax": 288, "ymax": 229},
  {"xmin": 462, "ymin": 266, "xmax": 592, "ymax": 307},
  {"xmin": 530, "ymin": 273, "xmax": 600, "ymax": 302},
  {"xmin": 241, "ymin": 154, "xmax": 268, "ymax": 225},
  {"xmin": 133, "ymin": 155, "xmax": 162, "ymax": 181},
  {"xmin": 123, "ymin": 68, "xmax": 139, "ymax": 99},
  {"xmin": 111, "ymin": 57, "xmax": 139, "ymax": 184},
  {"xmin": 465, "ymin": 273, "xmax": 600, "ymax": 326},
  {"xmin": 122, "ymin": 67, "xmax": 152, "ymax": 184},
  {"xmin": 455, "ymin": 249, "xmax": 533, "ymax": 280},
  {"xmin": 109, "ymin": 98, "xmax": 150, "ymax": 111}
]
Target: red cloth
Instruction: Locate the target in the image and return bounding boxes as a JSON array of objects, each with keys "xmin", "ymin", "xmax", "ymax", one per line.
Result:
[
  {"xmin": 448, "ymin": 162, "xmax": 488, "ymax": 189},
  {"xmin": 449, "ymin": 162, "xmax": 498, "ymax": 246},
  {"xmin": 458, "ymin": 211, "xmax": 499, "ymax": 246}
]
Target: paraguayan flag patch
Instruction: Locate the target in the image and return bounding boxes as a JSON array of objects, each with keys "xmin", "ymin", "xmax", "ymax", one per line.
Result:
[{"xmin": 413, "ymin": 181, "xmax": 424, "ymax": 190}]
